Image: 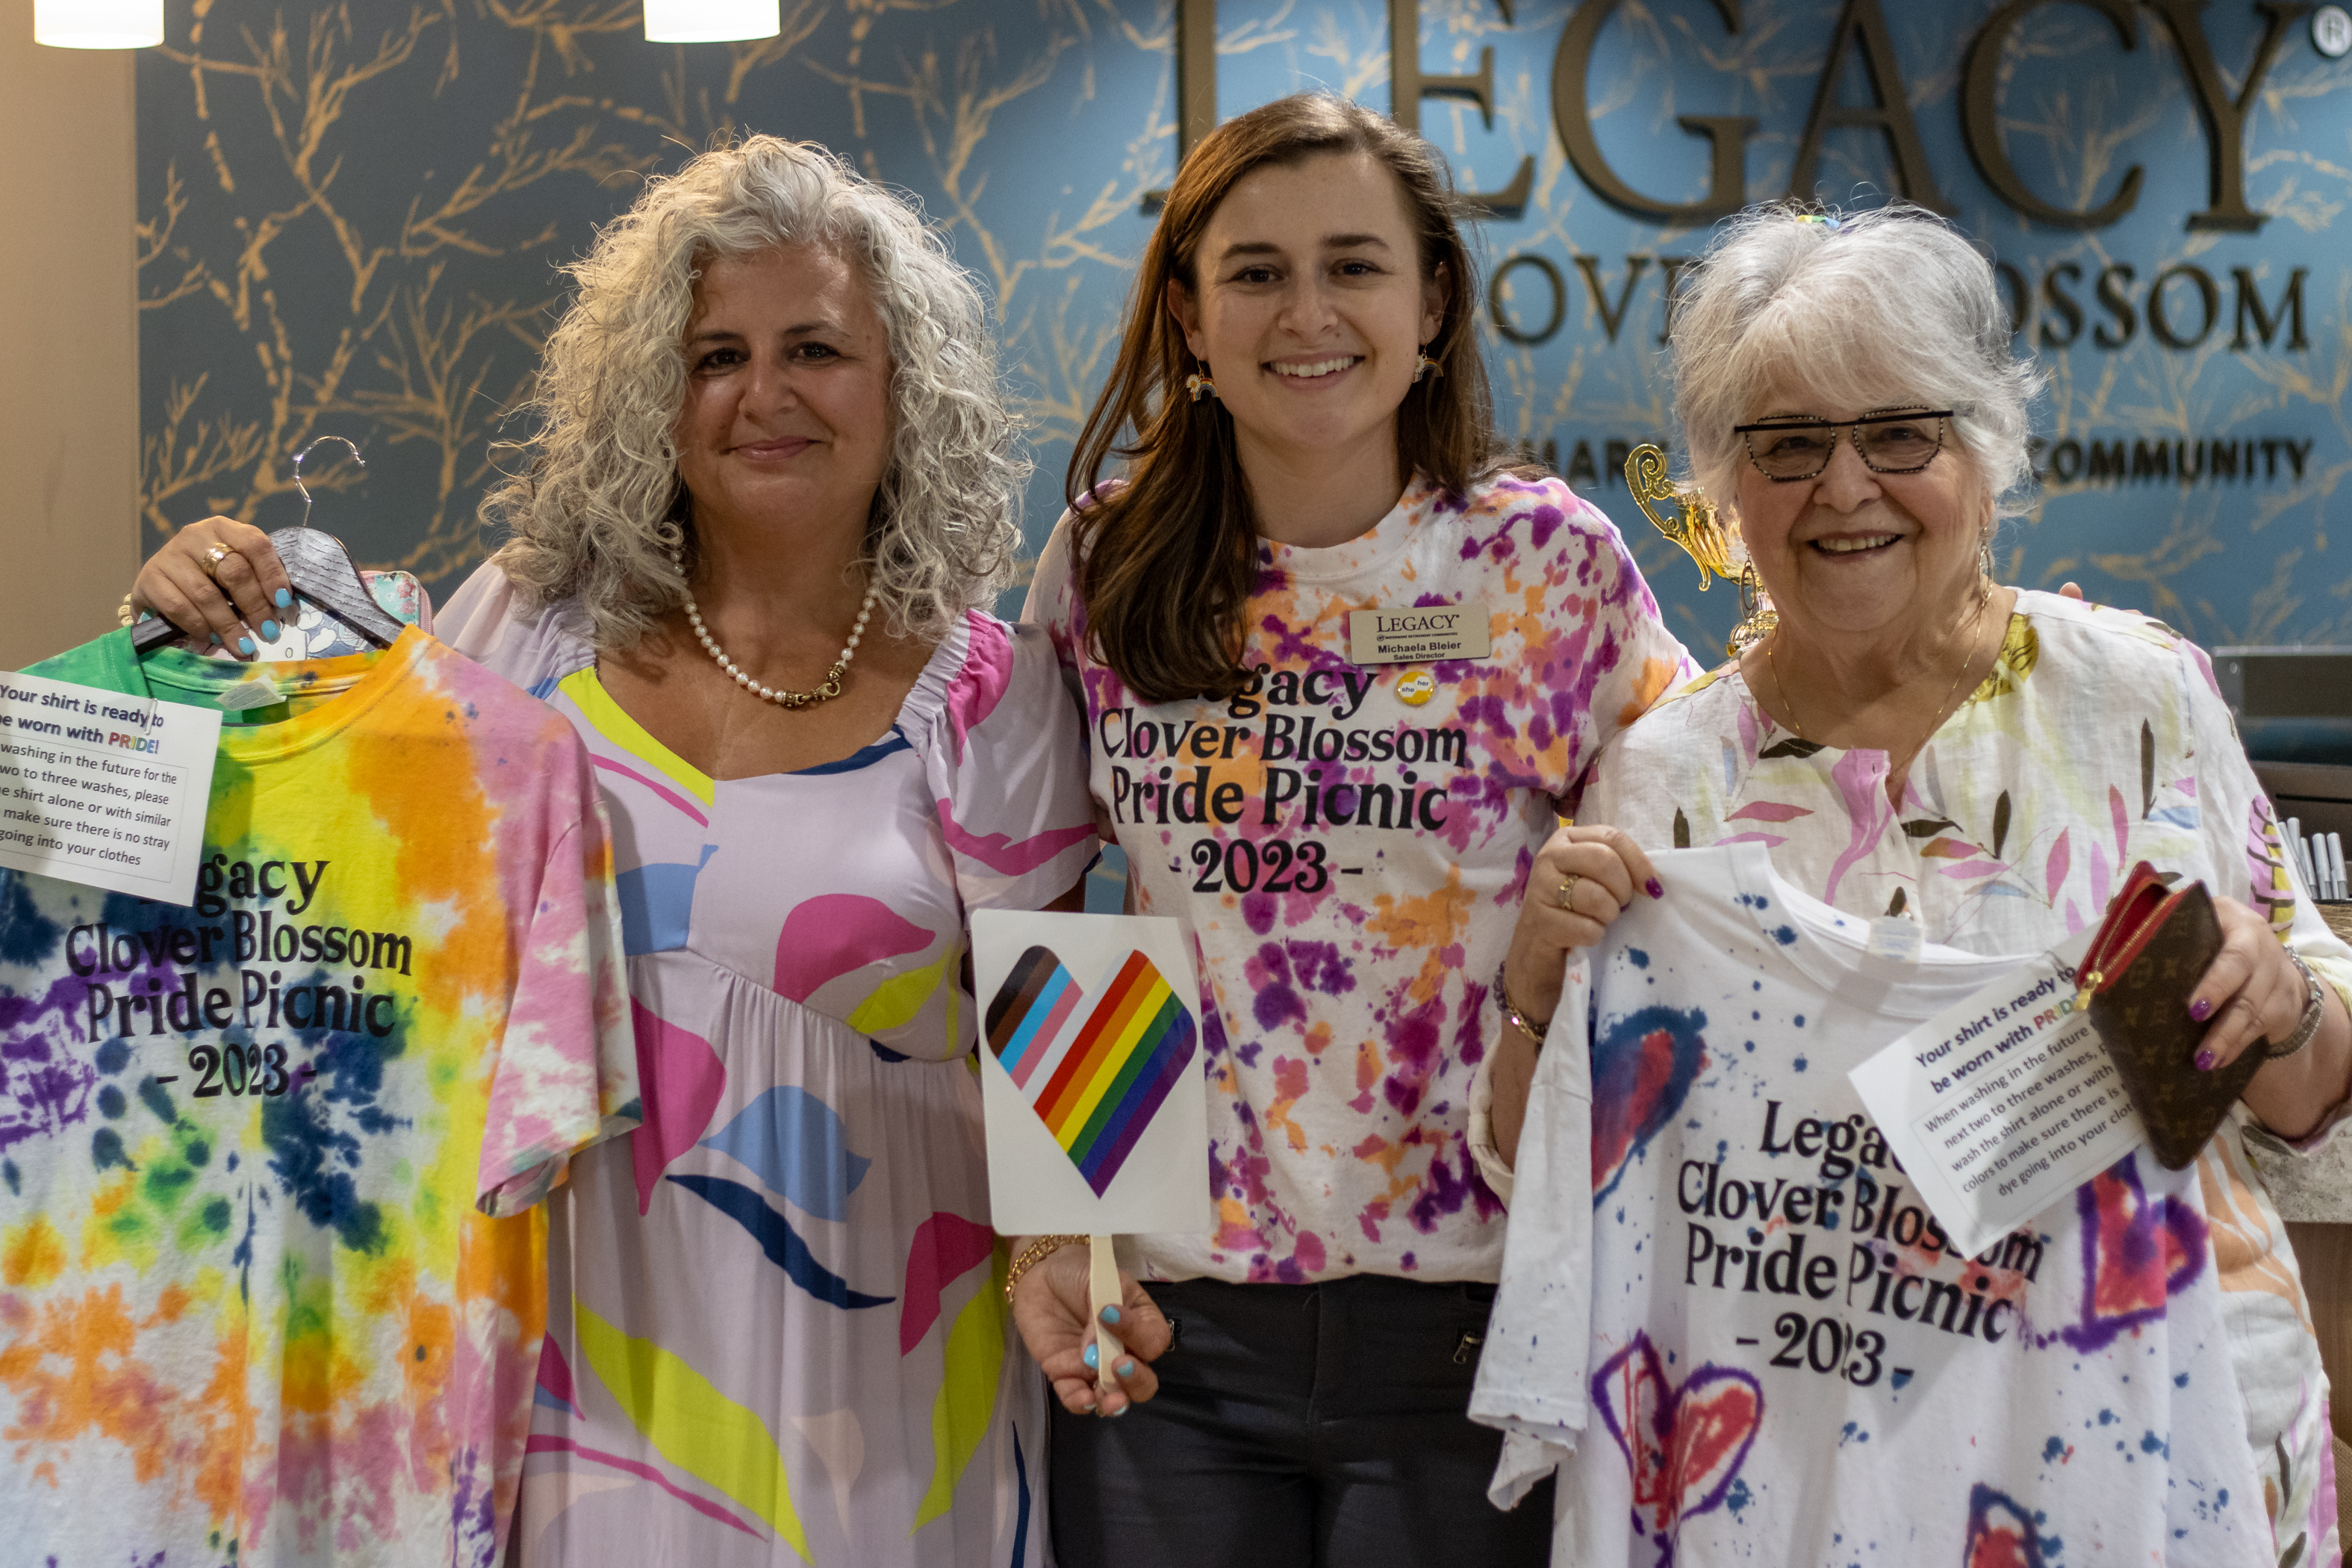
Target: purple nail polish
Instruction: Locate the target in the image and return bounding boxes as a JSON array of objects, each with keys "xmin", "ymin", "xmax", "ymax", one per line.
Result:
[
  {"xmin": 2189, "ymin": 997, "xmax": 2214, "ymax": 1022},
  {"xmin": 2194, "ymin": 1049, "xmax": 2217, "ymax": 1071},
  {"xmin": 1646, "ymin": 878, "xmax": 1666, "ymax": 899}
]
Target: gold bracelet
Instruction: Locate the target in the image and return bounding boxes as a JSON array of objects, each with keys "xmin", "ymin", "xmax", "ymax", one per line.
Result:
[
  {"xmin": 1004, "ymin": 1233, "xmax": 1087, "ymax": 1304},
  {"xmin": 1494, "ymin": 961, "xmax": 1552, "ymax": 1045}
]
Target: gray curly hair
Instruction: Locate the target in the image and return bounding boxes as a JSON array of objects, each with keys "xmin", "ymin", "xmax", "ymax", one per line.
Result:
[
  {"xmin": 485, "ymin": 135, "xmax": 1026, "ymax": 648},
  {"xmin": 1670, "ymin": 203, "xmax": 2044, "ymax": 535}
]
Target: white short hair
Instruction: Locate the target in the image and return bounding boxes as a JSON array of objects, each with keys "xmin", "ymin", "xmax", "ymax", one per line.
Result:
[{"xmin": 1670, "ymin": 204, "xmax": 2044, "ymax": 529}]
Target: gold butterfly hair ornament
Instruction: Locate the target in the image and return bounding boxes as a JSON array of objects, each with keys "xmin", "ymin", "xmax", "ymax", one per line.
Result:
[{"xmin": 1623, "ymin": 443, "xmax": 1778, "ymax": 658}]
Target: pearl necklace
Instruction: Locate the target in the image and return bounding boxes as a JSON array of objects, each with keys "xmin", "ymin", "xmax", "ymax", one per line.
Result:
[{"xmin": 675, "ymin": 556, "xmax": 877, "ymax": 709}]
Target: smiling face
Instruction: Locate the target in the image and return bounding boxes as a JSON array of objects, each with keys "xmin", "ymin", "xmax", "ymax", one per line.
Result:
[
  {"xmin": 1734, "ymin": 391, "xmax": 1989, "ymax": 644},
  {"xmin": 1167, "ymin": 149, "xmax": 1446, "ymax": 485},
  {"xmin": 673, "ymin": 242, "xmax": 895, "ymax": 547}
]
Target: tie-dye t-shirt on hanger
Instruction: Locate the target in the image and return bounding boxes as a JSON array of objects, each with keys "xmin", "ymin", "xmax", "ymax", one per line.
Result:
[
  {"xmin": 1027, "ymin": 473, "xmax": 1696, "ymax": 1285},
  {"xmin": 0, "ymin": 627, "xmax": 638, "ymax": 1566}
]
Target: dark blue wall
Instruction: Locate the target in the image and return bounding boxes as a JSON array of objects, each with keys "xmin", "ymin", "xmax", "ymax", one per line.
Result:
[{"xmin": 136, "ymin": 1, "xmax": 2352, "ymax": 654}]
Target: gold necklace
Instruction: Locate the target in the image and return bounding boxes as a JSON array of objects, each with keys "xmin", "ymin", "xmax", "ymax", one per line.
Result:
[{"xmin": 1764, "ymin": 582, "xmax": 1994, "ymax": 770}]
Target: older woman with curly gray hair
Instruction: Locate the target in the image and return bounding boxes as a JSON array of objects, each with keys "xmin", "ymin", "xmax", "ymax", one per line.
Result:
[
  {"xmin": 1475, "ymin": 204, "xmax": 2352, "ymax": 1565},
  {"xmin": 129, "ymin": 136, "xmax": 1095, "ymax": 1567}
]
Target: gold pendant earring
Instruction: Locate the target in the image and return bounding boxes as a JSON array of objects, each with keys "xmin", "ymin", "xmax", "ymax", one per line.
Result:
[
  {"xmin": 1625, "ymin": 441, "xmax": 1763, "ymax": 658},
  {"xmin": 1412, "ymin": 347, "xmax": 1441, "ymax": 384},
  {"xmin": 1186, "ymin": 364, "xmax": 1217, "ymax": 402},
  {"xmin": 1728, "ymin": 564, "xmax": 1779, "ymax": 659}
]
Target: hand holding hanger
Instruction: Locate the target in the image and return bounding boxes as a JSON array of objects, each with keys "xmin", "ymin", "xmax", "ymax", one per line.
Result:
[{"xmin": 128, "ymin": 438, "xmax": 402, "ymax": 656}]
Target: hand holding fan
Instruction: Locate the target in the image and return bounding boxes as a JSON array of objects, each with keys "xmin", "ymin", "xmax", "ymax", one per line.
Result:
[{"xmin": 972, "ymin": 912, "xmax": 1213, "ymax": 1399}]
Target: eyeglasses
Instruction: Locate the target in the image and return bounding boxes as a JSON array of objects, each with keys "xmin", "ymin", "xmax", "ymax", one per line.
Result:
[{"xmin": 1732, "ymin": 408, "xmax": 1957, "ymax": 482}]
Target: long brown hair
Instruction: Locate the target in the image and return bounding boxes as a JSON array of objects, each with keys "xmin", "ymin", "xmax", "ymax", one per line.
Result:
[{"xmin": 1066, "ymin": 93, "xmax": 1508, "ymax": 704}]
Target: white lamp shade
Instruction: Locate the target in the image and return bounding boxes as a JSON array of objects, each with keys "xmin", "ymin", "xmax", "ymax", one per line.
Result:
[
  {"xmin": 643, "ymin": 1, "xmax": 781, "ymax": 43},
  {"xmin": 34, "ymin": 0, "xmax": 164, "ymax": 48}
]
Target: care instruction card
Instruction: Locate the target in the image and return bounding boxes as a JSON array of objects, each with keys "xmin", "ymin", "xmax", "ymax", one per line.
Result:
[
  {"xmin": 0, "ymin": 669, "xmax": 220, "ymax": 907},
  {"xmin": 1849, "ymin": 929, "xmax": 2144, "ymax": 1257}
]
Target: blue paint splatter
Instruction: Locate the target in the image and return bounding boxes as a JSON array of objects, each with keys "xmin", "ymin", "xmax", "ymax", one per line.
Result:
[
  {"xmin": 2042, "ymin": 1437, "xmax": 2068, "ymax": 1463},
  {"xmin": 2140, "ymin": 1431, "xmax": 2168, "ymax": 1457},
  {"xmin": 1772, "ymin": 925, "xmax": 1799, "ymax": 946},
  {"xmin": 1626, "ymin": 948, "xmax": 1649, "ymax": 968},
  {"xmin": 1590, "ymin": 1005, "xmax": 1709, "ymax": 1205},
  {"xmin": 1725, "ymin": 1478, "xmax": 1752, "ymax": 1517},
  {"xmin": 1793, "ymin": 1057, "xmax": 1808, "ymax": 1073}
]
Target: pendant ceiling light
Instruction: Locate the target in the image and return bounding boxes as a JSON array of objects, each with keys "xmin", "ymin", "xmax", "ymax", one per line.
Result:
[
  {"xmin": 642, "ymin": 1, "xmax": 781, "ymax": 43},
  {"xmin": 34, "ymin": 0, "xmax": 164, "ymax": 47}
]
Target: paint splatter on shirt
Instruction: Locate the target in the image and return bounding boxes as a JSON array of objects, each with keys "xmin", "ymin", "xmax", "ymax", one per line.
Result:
[
  {"xmin": 1567, "ymin": 591, "xmax": 2348, "ymax": 1564},
  {"xmin": 1027, "ymin": 472, "xmax": 1694, "ymax": 1284},
  {"xmin": 0, "ymin": 626, "xmax": 637, "ymax": 1567},
  {"xmin": 1473, "ymin": 845, "xmax": 2285, "ymax": 1566}
]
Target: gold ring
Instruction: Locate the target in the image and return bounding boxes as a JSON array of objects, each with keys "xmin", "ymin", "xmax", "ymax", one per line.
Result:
[
  {"xmin": 199, "ymin": 544, "xmax": 231, "ymax": 579},
  {"xmin": 1557, "ymin": 874, "xmax": 1581, "ymax": 910}
]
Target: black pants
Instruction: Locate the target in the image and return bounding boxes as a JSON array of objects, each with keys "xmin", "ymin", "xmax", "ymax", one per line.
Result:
[{"xmin": 1047, "ymin": 1275, "xmax": 1553, "ymax": 1567}]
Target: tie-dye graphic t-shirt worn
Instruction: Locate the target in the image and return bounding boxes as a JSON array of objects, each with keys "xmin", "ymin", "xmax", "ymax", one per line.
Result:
[
  {"xmin": 0, "ymin": 626, "xmax": 638, "ymax": 1567},
  {"xmin": 1027, "ymin": 473, "xmax": 1695, "ymax": 1285},
  {"xmin": 1567, "ymin": 590, "xmax": 2348, "ymax": 1564},
  {"xmin": 1472, "ymin": 846, "xmax": 2283, "ymax": 1567},
  {"xmin": 434, "ymin": 566, "xmax": 1097, "ymax": 1568}
]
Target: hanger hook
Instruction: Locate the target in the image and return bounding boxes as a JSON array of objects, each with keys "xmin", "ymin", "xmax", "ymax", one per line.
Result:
[{"xmin": 290, "ymin": 436, "xmax": 365, "ymax": 529}]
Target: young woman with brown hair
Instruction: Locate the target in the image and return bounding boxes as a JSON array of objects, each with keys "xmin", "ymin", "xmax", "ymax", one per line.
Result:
[{"xmin": 1013, "ymin": 93, "xmax": 1695, "ymax": 1564}]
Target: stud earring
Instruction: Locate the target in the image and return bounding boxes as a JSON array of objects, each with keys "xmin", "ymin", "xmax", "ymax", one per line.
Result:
[
  {"xmin": 1186, "ymin": 364, "xmax": 1217, "ymax": 402},
  {"xmin": 1412, "ymin": 346, "xmax": 1441, "ymax": 385}
]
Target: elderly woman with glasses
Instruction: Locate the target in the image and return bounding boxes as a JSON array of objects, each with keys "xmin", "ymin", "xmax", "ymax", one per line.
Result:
[{"xmin": 1475, "ymin": 205, "xmax": 2352, "ymax": 1566}]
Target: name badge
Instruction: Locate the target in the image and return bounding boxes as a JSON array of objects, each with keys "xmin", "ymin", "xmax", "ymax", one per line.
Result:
[{"xmin": 1346, "ymin": 606, "xmax": 1492, "ymax": 665}]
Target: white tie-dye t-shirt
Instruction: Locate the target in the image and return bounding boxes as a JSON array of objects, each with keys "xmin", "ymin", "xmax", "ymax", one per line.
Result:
[{"xmin": 1027, "ymin": 471, "xmax": 1696, "ymax": 1284}]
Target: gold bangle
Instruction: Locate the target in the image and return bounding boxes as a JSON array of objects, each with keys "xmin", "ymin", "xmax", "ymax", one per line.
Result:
[{"xmin": 1004, "ymin": 1233, "xmax": 1087, "ymax": 1304}]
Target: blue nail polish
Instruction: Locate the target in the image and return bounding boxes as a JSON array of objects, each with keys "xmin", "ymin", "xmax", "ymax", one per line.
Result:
[
  {"xmin": 1107, "ymin": 1401, "xmax": 1130, "ymax": 1418},
  {"xmin": 274, "ymin": 588, "xmax": 292, "ymax": 609},
  {"xmin": 1083, "ymin": 1343, "xmax": 1099, "ymax": 1370},
  {"xmin": 260, "ymin": 620, "xmax": 279, "ymax": 640},
  {"xmin": 1116, "ymin": 1360, "xmax": 1136, "ymax": 1379},
  {"xmin": 237, "ymin": 637, "xmax": 255, "ymax": 656},
  {"xmin": 208, "ymin": 632, "xmax": 222, "ymax": 647},
  {"xmin": 1099, "ymin": 1305, "xmax": 1122, "ymax": 1325}
]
